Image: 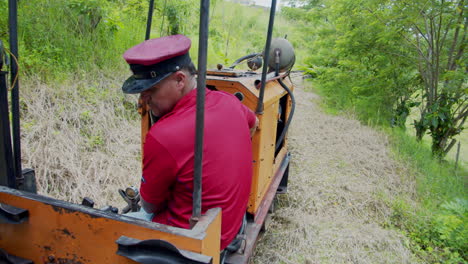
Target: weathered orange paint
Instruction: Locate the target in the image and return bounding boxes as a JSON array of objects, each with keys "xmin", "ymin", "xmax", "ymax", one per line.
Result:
[
  {"xmin": 0, "ymin": 188, "xmax": 220, "ymax": 263},
  {"xmin": 0, "ymin": 69, "xmax": 293, "ymax": 264}
]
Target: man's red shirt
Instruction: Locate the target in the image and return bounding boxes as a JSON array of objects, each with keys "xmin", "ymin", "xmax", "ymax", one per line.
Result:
[{"xmin": 140, "ymin": 88, "xmax": 256, "ymax": 250}]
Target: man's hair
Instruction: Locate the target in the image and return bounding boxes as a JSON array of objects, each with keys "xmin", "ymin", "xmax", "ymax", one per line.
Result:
[{"xmin": 181, "ymin": 61, "xmax": 197, "ymax": 76}]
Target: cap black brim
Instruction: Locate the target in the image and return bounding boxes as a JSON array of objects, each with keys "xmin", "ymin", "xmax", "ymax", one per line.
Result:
[{"xmin": 122, "ymin": 72, "xmax": 172, "ymax": 94}]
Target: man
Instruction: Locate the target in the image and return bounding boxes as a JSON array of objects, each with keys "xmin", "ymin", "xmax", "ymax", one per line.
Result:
[{"xmin": 122, "ymin": 34, "xmax": 258, "ymax": 250}]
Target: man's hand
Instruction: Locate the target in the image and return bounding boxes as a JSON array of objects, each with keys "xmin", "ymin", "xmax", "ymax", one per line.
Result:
[{"xmin": 250, "ymin": 117, "xmax": 259, "ymax": 138}]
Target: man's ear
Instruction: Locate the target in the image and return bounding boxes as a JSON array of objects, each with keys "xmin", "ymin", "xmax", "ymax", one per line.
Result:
[{"xmin": 173, "ymin": 71, "xmax": 186, "ymax": 89}]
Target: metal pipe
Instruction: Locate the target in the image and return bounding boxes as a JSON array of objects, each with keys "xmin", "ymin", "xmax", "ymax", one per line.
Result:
[
  {"xmin": 145, "ymin": 0, "xmax": 155, "ymax": 40},
  {"xmin": 9, "ymin": 0, "xmax": 22, "ymax": 188},
  {"xmin": 254, "ymin": 72, "xmax": 287, "ymax": 89},
  {"xmin": 191, "ymin": 0, "xmax": 210, "ymax": 225},
  {"xmin": 255, "ymin": 0, "xmax": 277, "ymax": 114},
  {"xmin": 0, "ymin": 71, "xmax": 15, "ymax": 188}
]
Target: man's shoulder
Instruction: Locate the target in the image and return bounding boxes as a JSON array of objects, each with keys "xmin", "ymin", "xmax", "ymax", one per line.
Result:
[
  {"xmin": 147, "ymin": 114, "xmax": 194, "ymax": 149},
  {"xmin": 207, "ymin": 90, "xmax": 244, "ymax": 108},
  {"xmin": 209, "ymin": 89, "xmax": 236, "ymax": 100}
]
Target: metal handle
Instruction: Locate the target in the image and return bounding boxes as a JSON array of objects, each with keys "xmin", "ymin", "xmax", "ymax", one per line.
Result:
[
  {"xmin": 116, "ymin": 236, "xmax": 212, "ymax": 264},
  {"xmin": 0, "ymin": 203, "xmax": 28, "ymax": 224}
]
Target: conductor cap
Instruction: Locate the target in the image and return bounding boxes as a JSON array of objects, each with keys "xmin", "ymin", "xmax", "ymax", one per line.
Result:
[{"xmin": 122, "ymin": 34, "xmax": 192, "ymax": 94}]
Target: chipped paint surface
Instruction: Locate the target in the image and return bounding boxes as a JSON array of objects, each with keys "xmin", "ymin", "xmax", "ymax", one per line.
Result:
[
  {"xmin": 56, "ymin": 228, "xmax": 76, "ymax": 239},
  {"xmin": 0, "ymin": 187, "xmax": 221, "ymax": 263}
]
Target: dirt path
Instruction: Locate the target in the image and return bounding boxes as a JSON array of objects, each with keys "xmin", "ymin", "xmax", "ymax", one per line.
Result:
[{"xmin": 252, "ymin": 75, "xmax": 418, "ymax": 264}]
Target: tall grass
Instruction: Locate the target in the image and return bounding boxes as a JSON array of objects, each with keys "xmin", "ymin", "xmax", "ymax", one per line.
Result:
[
  {"xmin": 0, "ymin": 0, "xmax": 308, "ymax": 81},
  {"xmin": 386, "ymin": 129, "xmax": 467, "ymax": 263},
  {"xmin": 12, "ymin": 0, "xmax": 146, "ymax": 79},
  {"xmin": 388, "ymin": 128, "xmax": 466, "ymax": 206}
]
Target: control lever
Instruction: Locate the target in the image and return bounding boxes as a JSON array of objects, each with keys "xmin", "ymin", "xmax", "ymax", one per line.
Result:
[{"xmin": 119, "ymin": 186, "xmax": 141, "ymax": 214}]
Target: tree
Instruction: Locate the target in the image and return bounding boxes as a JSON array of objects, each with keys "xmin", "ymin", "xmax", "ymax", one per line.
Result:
[
  {"xmin": 302, "ymin": 0, "xmax": 419, "ymax": 125},
  {"xmin": 298, "ymin": 0, "xmax": 466, "ymax": 158},
  {"xmin": 391, "ymin": 0, "xmax": 467, "ymax": 157}
]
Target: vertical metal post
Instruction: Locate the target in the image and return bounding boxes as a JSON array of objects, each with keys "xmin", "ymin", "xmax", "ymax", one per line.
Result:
[
  {"xmin": 9, "ymin": 0, "xmax": 22, "ymax": 188},
  {"xmin": 145, "ymin": 0, "xmax": 155, "ymax": 40},
  {"xmin": 0, "ymin": 71, "xmax": 15, "ymax": 188},
  {"xmin": 256, "ymin": 0, "xmax": 277, "ymax": 114},
  {"xmin": 191, "ymin": 0, "xmax": 210, "ymax": 226},
  {"xmin": 454, "ymin": 141, "xmax": 461, "ymax": 173}
]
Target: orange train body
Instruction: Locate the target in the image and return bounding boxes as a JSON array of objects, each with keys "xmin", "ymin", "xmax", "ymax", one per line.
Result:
[{"xmin": 0, "ymin": 69, "xmax": 293, "ymax": 264}]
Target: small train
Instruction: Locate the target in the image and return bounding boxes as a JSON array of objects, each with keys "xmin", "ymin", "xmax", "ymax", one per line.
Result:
[{"xmin": 0, "ymin": 0, "xmax": 295, "ymax": 263}]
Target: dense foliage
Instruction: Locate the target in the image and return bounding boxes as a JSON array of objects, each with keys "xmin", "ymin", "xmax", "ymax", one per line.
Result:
[
  {"xmin": 288, "ymin": 0, "xmax": 467, "ymax": 158},
  {"xmin": 1, "ymin": 0, "xmax": 146, "ymax": 77},
  {"xmin": 0, "ymin": 0, "xmax": 307, "ymax": 79},
  {"xmin": 388, "ymin": 128, "xmax": 467, "ymax": 263}
]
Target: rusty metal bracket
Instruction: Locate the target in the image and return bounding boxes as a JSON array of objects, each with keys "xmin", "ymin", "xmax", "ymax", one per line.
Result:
[{"xmin": 0, "ymin": 203, "xmax": 28, "ymax": 224}]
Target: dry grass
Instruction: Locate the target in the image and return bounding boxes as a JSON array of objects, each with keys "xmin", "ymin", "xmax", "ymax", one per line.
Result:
[
  {"xmin": 20, "ymin": 74, "xmax": 141, "ymax": 209},
  {"xmin": 252, "ymin": 75, "xmax": 420, "ymax": 264}
]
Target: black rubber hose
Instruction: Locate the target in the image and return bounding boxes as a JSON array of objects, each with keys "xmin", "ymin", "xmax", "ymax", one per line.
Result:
[
  {"xmin": 229, "ymin": 53, "xmax": 261, "ymax": 69},
  {"xmin": 276, "ymin": 78, "xmax": 295, "ymax": 152}
]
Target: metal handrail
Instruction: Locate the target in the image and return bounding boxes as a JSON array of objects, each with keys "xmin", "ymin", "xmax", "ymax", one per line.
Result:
[
  {"xmin": 191, "ymin": 0, "xmax": 210, "ymax": 226},
  {"xmin": 8, "ymin": 0, "xmax": 21, "ymax": 189},
  {"xmin": 145, "ymin": 0, "xmax": 155, "ymax": 40},
  {"xmin": 255, "ymin": 0, "xmax": 277, "ymax": 114}
]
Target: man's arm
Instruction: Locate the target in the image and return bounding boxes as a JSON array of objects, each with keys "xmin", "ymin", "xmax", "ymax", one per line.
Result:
[
  {"xmin": 239, "ymin": 103, "xmax": 258, "ymax": 138},
  {"xmin": 250, "ymin": 116, "xmax": 259, "ymax": 138},
  {"xmin": 140, "ymin": 134, "xmax": 177, "ymax": 214}
]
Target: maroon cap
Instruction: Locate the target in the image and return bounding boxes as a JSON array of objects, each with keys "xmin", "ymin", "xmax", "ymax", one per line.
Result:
[
  {"xmin": 122, "ymin": 35, "xmax": 193, "ymax": 94},
  {"xmin": 123, "ymin": 34, "xmax": 191, "ymax": 66}
]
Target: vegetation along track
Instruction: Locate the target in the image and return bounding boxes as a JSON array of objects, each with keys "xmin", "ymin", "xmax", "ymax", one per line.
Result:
[{"xmin": 253, "ymin": 74, "xmax": 419, "ymax": 264}]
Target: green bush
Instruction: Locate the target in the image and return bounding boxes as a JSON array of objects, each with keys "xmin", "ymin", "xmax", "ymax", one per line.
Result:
[
  {"xmin": 388, "ymin": 128, "xmax": 468, "ymax": 263},
  {"xmin": 435, "ymin": 198, "xmax": 468, "ymax": 255},
  {"xmin": 0, "ymin": 0, "xmax": 309, "ymax": 79},
  {"xmin": 0, "ymin": 0, "xmax": 146, "ymax": 78},
  {"xmin": 0, "ymin": 1, "xmax": 7, "ymax": 40}
]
